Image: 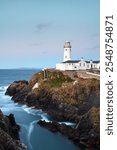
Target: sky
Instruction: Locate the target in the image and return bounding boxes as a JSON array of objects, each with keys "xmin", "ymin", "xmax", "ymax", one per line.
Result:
[{"xmin": 0, "ymin": 0, "xmax": 100, "ymax": 69}]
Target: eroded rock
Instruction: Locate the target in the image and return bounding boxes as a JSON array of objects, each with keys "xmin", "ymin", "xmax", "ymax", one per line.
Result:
[{"xmin": 0, "ymin": 109, "xmax": 27, "ymax": 150}]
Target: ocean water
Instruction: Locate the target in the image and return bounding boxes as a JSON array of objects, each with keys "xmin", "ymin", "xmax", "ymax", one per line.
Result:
[{"xmin": 0, "ymin": 69, "xmax": 82, "ymax": 150}]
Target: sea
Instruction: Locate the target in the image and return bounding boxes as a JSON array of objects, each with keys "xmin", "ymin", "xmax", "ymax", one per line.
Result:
[{"xmin": 0, "ymin": 69, "xmax": 83, "ymax": 150}]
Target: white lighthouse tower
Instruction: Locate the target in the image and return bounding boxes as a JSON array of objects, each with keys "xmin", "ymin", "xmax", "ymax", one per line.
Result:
[
  {"xmin": 63, "ymin": 41, "xmax": 71, "ymax": 62},
  {"xmin": 56, "ymin": 41, "xmax": 100, "ymax": 71}
]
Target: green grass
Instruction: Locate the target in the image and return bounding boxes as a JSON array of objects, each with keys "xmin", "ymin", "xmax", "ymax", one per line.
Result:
[
  {"xmin": 44, "ymin": 75, "xmax": 73, "ymax": 87},
  {"xmin": 32, "ymin": 70, "xmax": 73, "ymax": 88}
]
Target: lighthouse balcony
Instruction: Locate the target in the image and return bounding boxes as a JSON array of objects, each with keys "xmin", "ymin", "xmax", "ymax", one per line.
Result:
[{"xmin": 64, "ymin": 45, "xmax": 71, "ymax": 48}]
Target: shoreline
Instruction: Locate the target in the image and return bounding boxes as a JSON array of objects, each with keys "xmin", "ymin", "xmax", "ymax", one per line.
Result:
[
  {"xmin": 5, "ymin": 69, "xmax": 100, "ymax": 149},
  {"xmin": 0, "ymin": 109, "xmax": 27, "ymax": 150}
]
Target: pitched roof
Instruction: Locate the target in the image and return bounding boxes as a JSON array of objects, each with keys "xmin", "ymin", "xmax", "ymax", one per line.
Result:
[
  {"xmin": 62, "ymin": 60, "xmax": 81, "ymax": 63},
  {"xmin": 93, "ymin": 61, "xmax": 100, "ymax": 64},
  {"xmin": 62, "ymin": 60, "xmax": 100, "ymax": 64},
  {"xmin": 85, "ymin": 61, "xmax": 90, "ymax": 63}
]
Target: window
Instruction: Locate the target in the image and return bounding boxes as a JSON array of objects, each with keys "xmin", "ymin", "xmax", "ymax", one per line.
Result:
[
  {"xmin": 83, "ymin": 63, "xmax": 85, "ymax": 66},
  {"xmin": 79, "ymin": 63, "xmax": 81, "ymax": 66},
  {"xmin": 91, "ymin": 64, "xmax": 93, "ymax": 68}
]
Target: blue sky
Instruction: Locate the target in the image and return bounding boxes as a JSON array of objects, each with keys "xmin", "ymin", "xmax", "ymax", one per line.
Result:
[{"xmin": 0, "ymin": 0, "xmax": 100, "ymax": 69}]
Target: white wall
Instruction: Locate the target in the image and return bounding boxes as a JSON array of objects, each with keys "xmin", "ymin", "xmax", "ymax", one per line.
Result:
[
  {"xmin": 77, "ymin": 60, "xmax": 88, "ymax": 70},
  {"xmin": 56, "ymin": 61, "xmax": 100, "ymax": 71},
  {"xmin": 97, "ymin": 63, "xmax": 100, "ymax": 69},
  {"xmin": 63, "ymin": 48, "xmax": 71, "ymax": 62},
  {"xmin": 56, "ymin": 63, "xmax": 65, "ymax": 70},
  {"xmin": 92, "ymin": 63, "xmax": 100, "ymax": 69}
]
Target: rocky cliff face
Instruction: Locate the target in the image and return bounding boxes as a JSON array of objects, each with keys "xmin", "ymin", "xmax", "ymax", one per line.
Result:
[
  {"xmin": 5, "ymin": 69, "xmax": 100, "ymax": 149},
  {"xmin": 38, "ymin": 106, "xmax": 100, "ymax": 149},
  {"xmin": 0, "ymin": 110, "xmax": 27, "ymax": 150}
]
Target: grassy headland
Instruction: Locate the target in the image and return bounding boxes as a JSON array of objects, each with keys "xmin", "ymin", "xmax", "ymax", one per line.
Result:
[{"xmin": 5, "ymin": 69, "xmax": 100, "ymax": 149}]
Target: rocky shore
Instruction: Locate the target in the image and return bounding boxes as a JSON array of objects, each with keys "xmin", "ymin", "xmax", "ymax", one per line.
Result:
[
  {"xmin": 38, "ymin": 106, "xmax": 100, "ymax": 149},
  {"xmin": 0, "ymin": 109, "xmax": 27, "ymax": 150},
  {"xmin": 5, "ymin": 69, "xmax": 100, "ymax": 149}
]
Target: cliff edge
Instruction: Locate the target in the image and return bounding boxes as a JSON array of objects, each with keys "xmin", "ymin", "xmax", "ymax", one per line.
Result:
[{"xmin": 5, "ymin": 69, "xmax": 100, "ymax": 149}]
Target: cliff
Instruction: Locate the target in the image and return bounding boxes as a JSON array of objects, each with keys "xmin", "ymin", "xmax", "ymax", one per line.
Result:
[
  {"xmin": 0, "ymin": 109, "xmax": 27, "ymax": 150},
  {"xmin": 5, "ymin": 69, "xmax": 100, "ymax": 149}
]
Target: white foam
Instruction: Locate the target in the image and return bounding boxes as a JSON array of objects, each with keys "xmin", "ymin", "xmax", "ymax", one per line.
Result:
[
  {"xmin": 22, "ymin": 105, "xmax": 42, "ymax": 116},
  {"xmin": 59, "ymin": 121, "xmax": 76, "ymax": 126},
  {"xmin": 0, "ymin": 94, "xmax": 11, "ymax": 100},
  {"xmin": 27, "ymin": 120, "xmax": 38, "ymax": 150},
  {"xmin": 22, "ymin": 105, "xmax": 51, "ymax": 122},
  {"xmin": 23, "ymin": 106, "xmax": 33, "ymax": 114},
  {"xmin": 0, "ymin": 85, "xmax": 9, "ymax": 92},
  {"xmin": 22, "ymin": 105, "xmax": 75, "ymax": 125},
  {"xmin": 1, "ymin": 105, "xmax": 22, "ymax": 113},
  {"xmin": 40, "ymin": 113, "xmax": 50, "ymax": 122},
  {"xmin": 0, "ymin": 85, "xmax": 10, "ymax": 101},
  {"xmin": 39, "ymin": 119, "xmax": 75, "ymax": 126}
]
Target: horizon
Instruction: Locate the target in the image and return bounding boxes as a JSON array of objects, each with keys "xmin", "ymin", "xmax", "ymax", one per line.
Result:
[{"xmin": 0, "ymin": 0, "xmax": 100, "ymax": 69}]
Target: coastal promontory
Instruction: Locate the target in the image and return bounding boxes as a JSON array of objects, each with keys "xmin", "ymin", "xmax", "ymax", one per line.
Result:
[{"xmin": 5, "ymin": 69, "xmax": 100, "ymax": 149}]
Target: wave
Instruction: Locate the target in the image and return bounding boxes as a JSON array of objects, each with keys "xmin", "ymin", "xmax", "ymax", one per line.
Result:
[
  {"xmin": 1, "ymin": 86, "xmax": 75, "ymax": 126},
  {"xmin": 22, "ymin": 105, "xmax": 35, "ymax": 115},
  {"xmin": 1, "ymin": 106, "xmax": 23, "ymax": 114},
  {"xmin": 22, "ymin": 105, "xmax": 50, "ymax": 122},
  {"xmin": 40, "ymin": 113, "xmax": 50, "ymax": 122},
  {"xmin": 22, "ymin": 105, "xmax": 43, "ymax": 116},
  {"xmin": 22, "ymin": 105, "xmax": 75, "ymax": 126},
  {"xmin": 0, "ymin": 94, "xmax": 10, "ymax": 101},
  {"xmin": 0, "ymin": 85, "xmax": 9, "ymax": 92},
  {"xmin": 22, "ymin": 105, "xmax": 53, "ymax": 123},
  {"xmin": 27, "ymin": 120, "xmax": 38, "ymax": 150},
  {"xmin": 59, "ymin": 121, "xmax": 76, "ymax": 126}
]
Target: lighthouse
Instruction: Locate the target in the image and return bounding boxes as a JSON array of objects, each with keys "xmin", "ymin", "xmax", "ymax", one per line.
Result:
[
  {"xmin": 56, "ymin": 41, "xmax": 100, "ymax": 71},
  {"xmin": 63, "ymin": 41, "xmax": 71, "ymax": 62}
]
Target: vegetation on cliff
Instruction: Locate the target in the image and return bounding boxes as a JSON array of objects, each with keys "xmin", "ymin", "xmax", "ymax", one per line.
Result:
[
  {"xmin": 5, "ymin": 69, "xmax": 100, "ymax": 149},
  {"xmin": 31, "ymin": 69, "xmax": 74, "ymax": 88}
]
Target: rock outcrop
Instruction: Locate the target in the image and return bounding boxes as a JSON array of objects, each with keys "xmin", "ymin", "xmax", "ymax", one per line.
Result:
[
  {"xmin": 38, "ymin": 106, "xmax": 99, "ymax": 149},
  {"xmin": 5, "ymin": 69, "xmax": 100, "ymax": 149},
  {"xmin": 0, "ymin": 109, "xmax": 27, "ymax": 150}
]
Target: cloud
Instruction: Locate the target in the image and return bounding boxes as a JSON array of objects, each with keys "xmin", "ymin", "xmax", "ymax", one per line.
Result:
[{"xmin": 34, "ymin": 23, "xmax": 50, "ymax": 32}]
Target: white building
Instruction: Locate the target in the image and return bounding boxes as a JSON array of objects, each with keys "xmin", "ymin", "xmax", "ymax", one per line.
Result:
[{"xmin": 56, "ymin": 41, "xmax": 100, "ymax": 71}]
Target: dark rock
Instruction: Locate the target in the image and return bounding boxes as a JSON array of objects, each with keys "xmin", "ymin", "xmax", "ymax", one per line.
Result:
[
  {"xmin": 8, "ymin": 114, "xmax": 17, "ymax": 126},
  {"xmin": 0, "ymin": 109, "xmax": 27, "ymax": 150},
  {"xmin": 5, "ymin": 80, "xmax": 28, "ymax": 97},
  {"xmin": 38, "ymin": 119, "xmax": 99, "ymax": 149},
  {"xmin": 38, "ymin": 120, "xmax": 79, "ymax": 141},
  {"xmin": 7, "ymin": 114, "xmax": 20, "ymax": 140},
  {"xmin": 5, "ymin": 70, "xmax": 100, "ymax": 149}
]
